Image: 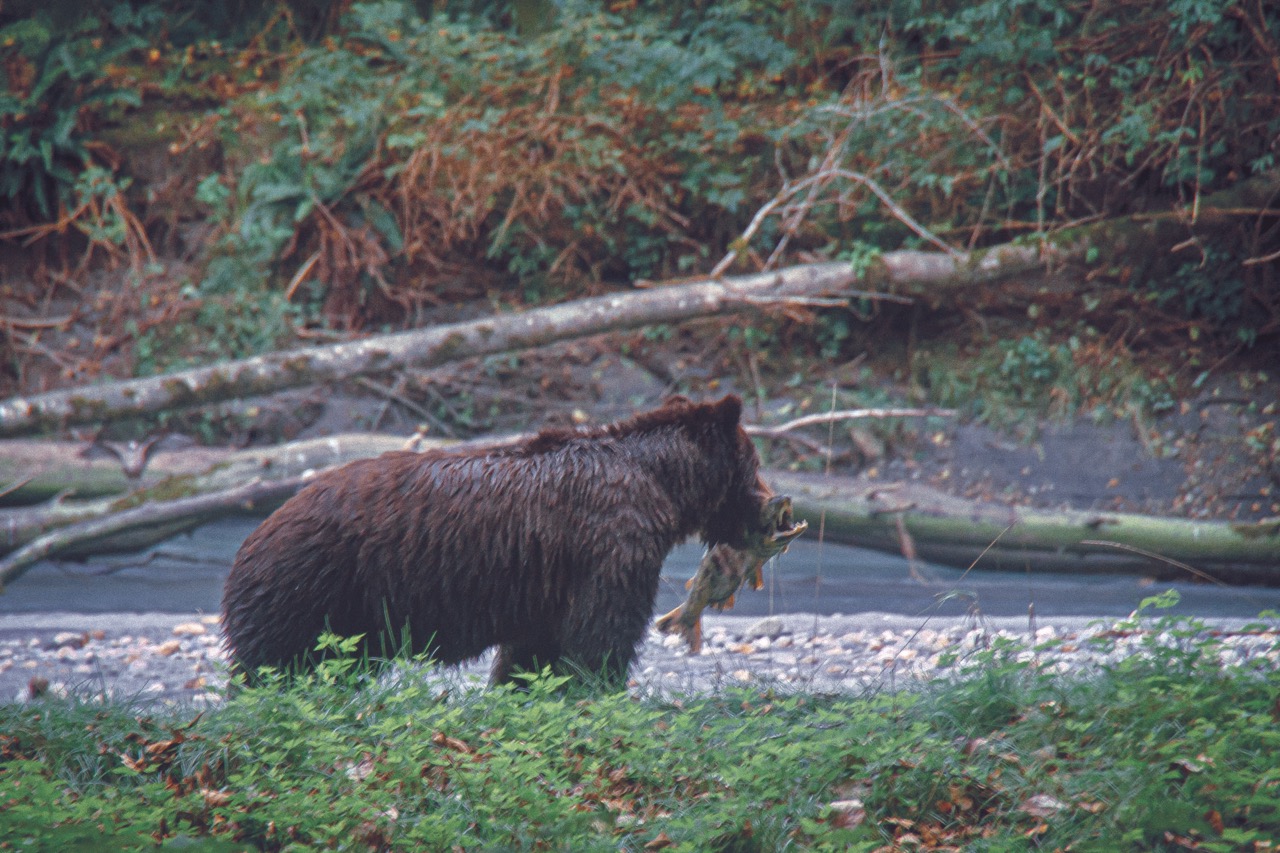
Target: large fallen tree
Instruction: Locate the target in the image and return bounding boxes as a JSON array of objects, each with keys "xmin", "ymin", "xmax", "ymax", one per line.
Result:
[
  {"xmin": 770, "ymin": 472, "xmax": 1280, "ymax": 585},
  {"xmin": 3, "ymin": 428, "xmax": 1278, "ymax": 590},
  {"xmin": 5, "ymin": 166, "xmax": 1277, "ymax": 438},
  {"xmin": 0, "ymin": 243, "xmax": 1066, "ymax": 437}
]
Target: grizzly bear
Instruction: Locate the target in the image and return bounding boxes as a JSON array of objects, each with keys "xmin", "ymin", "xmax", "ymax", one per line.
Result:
[{"xmin": 221, "ymin": 394, "xmax": 771, "ymax": 686}]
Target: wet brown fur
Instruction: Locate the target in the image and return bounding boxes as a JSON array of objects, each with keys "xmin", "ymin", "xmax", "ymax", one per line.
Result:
[{"xmin": 221, "ymin": 395, "xmax": 768, "ymax": 685}]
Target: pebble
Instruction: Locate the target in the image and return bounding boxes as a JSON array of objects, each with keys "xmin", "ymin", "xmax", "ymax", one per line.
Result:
[
  {"xmin": 1, "ymin": 614, "xmax": 1276, "ymax": 705},
  {"xmin": 744, "ymin": 616, "xmax": 787, "ymax": 640}
]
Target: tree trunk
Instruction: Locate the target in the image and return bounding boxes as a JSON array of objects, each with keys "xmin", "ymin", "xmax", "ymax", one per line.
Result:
[
  {"xmin": 0, "ymin": 434, "xmax": 443, "ymax": 557},
  {"xmin": 0, "ymin": 250, "xmax": 1063, "ymax": 438},
  {"xmin": 4, "ymin": 170, "xmax": 1276, "ymax": 437},
  {"xmin": 4, "ymin": 436, "xmax": 1278, "ymax": 589},
  {"xmin": 771, "ymin": 472, "xmax": 1280, "ymax": 584},
  {"xmin": 0, "ymin": 440, "xmax": 232, "ymax": 504}
]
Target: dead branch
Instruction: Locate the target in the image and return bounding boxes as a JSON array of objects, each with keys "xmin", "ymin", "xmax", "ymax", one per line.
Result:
[
  {"xmin": 744, "ymin": 407, "xmax": 956, "ymax": 438},
  {"xmin": 0, "ymin": 475, "xmax": 308, "ymax": 589}
]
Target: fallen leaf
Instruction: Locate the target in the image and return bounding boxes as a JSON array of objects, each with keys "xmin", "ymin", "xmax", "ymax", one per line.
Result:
[
  {"xmin": 644, "ymin": 831, "xmax": 674, "ymax": 849},
  {"xmin": 1019, "ymin": 794, "xmax": 1067, "ymax": 818}
]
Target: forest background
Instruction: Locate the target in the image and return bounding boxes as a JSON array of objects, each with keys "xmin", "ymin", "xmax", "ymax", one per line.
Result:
[{"xmin": 1, "ymin": 0, "xmax": 1278, "ymax": 575}]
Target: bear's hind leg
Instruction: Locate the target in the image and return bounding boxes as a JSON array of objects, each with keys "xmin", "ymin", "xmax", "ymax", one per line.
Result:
[
  {"xmin": 557, "ymin": 583, "xmax": 658, "ymax": 689},
  {"xmin": 490, "ymin": 641, "xmax": 561, "ymax": 685}
]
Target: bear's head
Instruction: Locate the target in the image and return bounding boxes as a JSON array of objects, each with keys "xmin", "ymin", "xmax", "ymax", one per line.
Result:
[{"xmin": 679, "ymin": 394, "xmax": 773, "ymax": 549}]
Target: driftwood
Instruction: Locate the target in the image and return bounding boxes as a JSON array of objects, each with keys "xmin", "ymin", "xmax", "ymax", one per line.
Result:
[
  {"xmin": 0, "ymin": 476, "xmax": 307, "ymax": 589},
  {"xmin": 770, "ymin": 472, "xmax": 1280, "ymax": 585},
  {"xmin": 4, "ymin": 414, "xmax": 1280, "ymax": 588},
  {"xmin": 0, "ymin": 247, "xmax": 1071, "ymax": 438},
  {"xmin": 0, "ymin": 408, "xmax": 954, "ymax": 585}
]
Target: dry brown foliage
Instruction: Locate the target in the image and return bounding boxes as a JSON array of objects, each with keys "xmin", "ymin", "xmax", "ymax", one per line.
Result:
[{"xmin": 292, "ymin": 70, "xmax": 699, "ymax": 326}]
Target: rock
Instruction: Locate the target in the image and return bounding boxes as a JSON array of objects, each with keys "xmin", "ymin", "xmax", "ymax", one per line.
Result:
[
  {"xmin": 173, "ymin": 622, "xmax": 207, "ymax": 637},
  {"xmin": 51, "ymin": 631, "xmax": 88, "ymax": 649},
  {"xmin": 825, "ymin": 799, "xmax": 866, "ymax": 828},
  {"xmin": 744, "ymin": 616, "xmax": 787, "ymax": 640},
  {"xmin": 156, "ymin": 640, "xmax": 182, "ymax": 657}
]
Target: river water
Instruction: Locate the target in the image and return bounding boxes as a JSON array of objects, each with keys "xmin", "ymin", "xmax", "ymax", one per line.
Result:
[{"xmin": 1, "ymin": 518, "xmax": 1275, "ymax": 623}]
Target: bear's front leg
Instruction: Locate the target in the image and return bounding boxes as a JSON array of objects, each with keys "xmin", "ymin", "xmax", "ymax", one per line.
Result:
[{"xmin": 555, "ymin": 556, "xmax": 664, "ymax": 689}]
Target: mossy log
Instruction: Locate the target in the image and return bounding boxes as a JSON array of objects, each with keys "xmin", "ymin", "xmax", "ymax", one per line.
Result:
[
  {"xmin": 4, "ymin": 431, "xmax": 1279, "ymax": 589},
  {"xmin": 0, "ymin": 435, "xmax": 436, "ymax": 564},
  {"xmin": 3, "ymin": 170, "xmax": 1276, "ymax": 439},
  {"xmin": 771, "ymin": 472, "xmax": 1280, "ymax": 585},
  {"xmin": 0, "ymin": 440, "xmax": 231, "ymax": 504}
]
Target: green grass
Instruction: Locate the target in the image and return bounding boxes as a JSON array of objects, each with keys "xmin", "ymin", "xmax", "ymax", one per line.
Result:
[{"xmin": 2, "ymin": 615, "xmax": 1278, "ymax": 851}]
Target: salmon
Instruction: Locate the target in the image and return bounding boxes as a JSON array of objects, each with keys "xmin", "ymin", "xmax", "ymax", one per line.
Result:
[{"xmin": 654, "ymin": 495, "xmax": 807, "ymax": 653}]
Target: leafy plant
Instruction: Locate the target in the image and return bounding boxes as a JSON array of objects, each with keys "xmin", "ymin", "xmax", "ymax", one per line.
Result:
[
  {"xmin": 3, "ymin": 605, "xmax": 1279, "ymax": 850},
  {"xmin": 0, "ymin": 8, "xmax": 152, "ymax": 223},
  {"xmin": 924, "ymin": 327, "xmax": 1176, "ymax": 432}
]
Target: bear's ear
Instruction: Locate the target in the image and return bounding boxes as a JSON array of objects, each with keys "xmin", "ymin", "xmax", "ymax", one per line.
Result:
[{"xmin": 711, "ymin": 394, "xmax": 743, "ymax": 428}]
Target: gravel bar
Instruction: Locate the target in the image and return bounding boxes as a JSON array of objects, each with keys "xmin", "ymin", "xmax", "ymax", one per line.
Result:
[{"xmin": 2, "ymin": 611, "xmax": 1277, "ymax": 706}]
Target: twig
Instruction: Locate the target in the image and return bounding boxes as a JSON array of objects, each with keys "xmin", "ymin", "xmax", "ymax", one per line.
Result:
[
  {"xmin": 1080, "ymin": 539, "xmax": 1225, "ymax": 586},
  {"xmin": 285, "ymin": 251, "xmax": 322, "ymax": 300},
  {"xmin": 0, "ymin": 478, "xmax": 33, "ymax": 501},
  {"xmin": 1243, "ymin": 246, "xmax": 1280, "ymax": 266},
  {"xmin": 745, "ymin": 407, "xmax": 956, "ymax": 438},
  {"xmin": 0, "ymin": 314, "xmax": 74, "ymax": 330},
  {"xmin": 710, "ymin": 165, "xmax": 958, "ymax": 278},
  {"xmin": 356, "ymin": 375, "xmax": 454, "ymax": 435}
]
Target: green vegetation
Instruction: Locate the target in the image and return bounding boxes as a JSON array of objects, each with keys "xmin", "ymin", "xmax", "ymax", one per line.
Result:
[
  {"xmin": 4, "ymin": 2, "xmax": 1276, "ymax": 352},
  {"xmin": 1, "ymin": 0, "xmax": 1277, "ymax": 446},
  {"xmin": 3, "ymin": 607, "xmax": 1277, "ymax": 850},
  {"xmin": 922, "ymin": 327, "xmax": 1177, "ymax": 433}
]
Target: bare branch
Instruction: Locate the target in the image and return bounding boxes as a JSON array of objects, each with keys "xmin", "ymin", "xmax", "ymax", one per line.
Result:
[
  {"xmin": 0, "ymin": 475, "xmax": 309, "ymax": 589},
  {"xmin": 745, "ymin": 407, "xmax": 956, "ymax": 438}
]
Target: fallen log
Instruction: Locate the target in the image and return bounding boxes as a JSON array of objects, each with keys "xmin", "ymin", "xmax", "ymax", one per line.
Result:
[
  {"xmin": 0, "ymin": 409, "xmax": 952, "ymax": 558},
  {"xmin": 0, "ymin": 434, "xmax": 434, "ymax": 558},
  {"xmin": 4, "ymin": 446, "xmax": 1278, "ymax": 590},
  {"xmin": 0, "ymin": 265, "xmax": 852, "ymax": 436},
  {"xmin": 772, "ymin": 472, "xmax": 1280, "ymax": 585},
  {"xmin": 0, "ymin": 244, "xmax": 1069, "ymax": 439},
  {"xmin": 0, "ymin": 405, "xmax": 952, "ymax": 582},
  {"xmin": 0, "ymin": 476, "xmax": 308, "ymax": 590},
  {"xmin": 0, "ymin": 440, "xmax": 232, "ymax": 505}
]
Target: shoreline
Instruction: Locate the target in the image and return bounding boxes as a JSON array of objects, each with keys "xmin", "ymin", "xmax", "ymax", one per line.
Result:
[{"xmin": 3, "ymin": 610, "xmax": 1277, "ymax": 706}]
